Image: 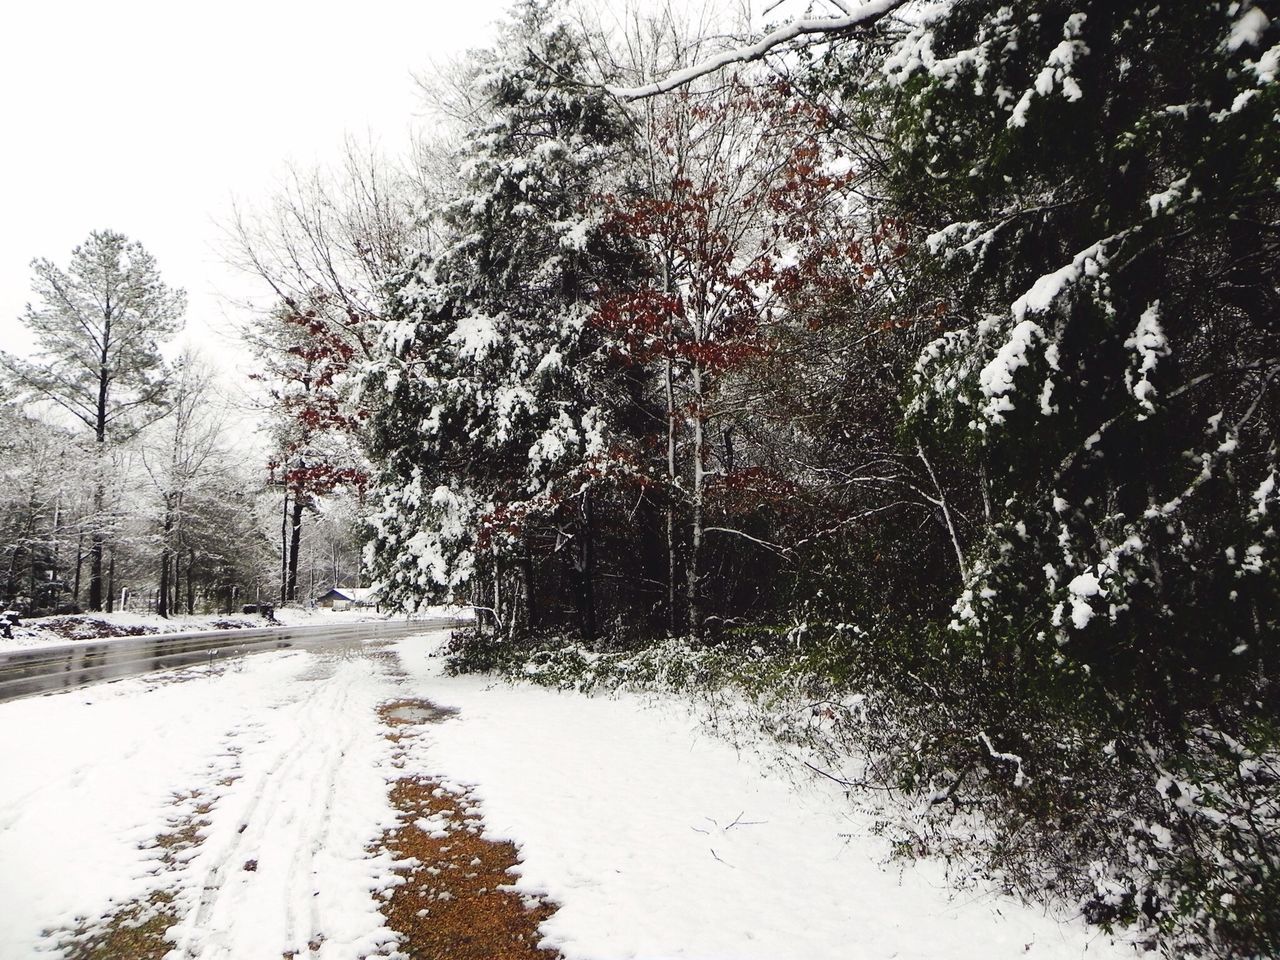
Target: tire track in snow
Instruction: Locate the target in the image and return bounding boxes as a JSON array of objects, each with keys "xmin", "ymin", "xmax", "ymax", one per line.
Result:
[{"xmin": 164, "ymin": 643, "xmax": 402, "ymax": 959}]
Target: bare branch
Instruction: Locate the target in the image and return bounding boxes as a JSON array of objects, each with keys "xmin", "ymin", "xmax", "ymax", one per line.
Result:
[{"xmin": 605, "ymin": 0, "xmax": 907, "ymax": 99}]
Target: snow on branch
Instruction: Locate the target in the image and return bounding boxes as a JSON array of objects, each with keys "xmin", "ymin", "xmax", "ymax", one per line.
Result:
[
  {"xmin": 605, "ymin": 0, "xmax": 909, "ymax": 99},
  {"xmin": 1010, "ymin": 231, "xmax": 1129, "ymax": 322},
  {"xmin": 704, "ymin": 526, "xmax": 794, "ymax": 560},
  {"xmin": 978, "ymin": 731, "xmax": 1028, "ymax": 787}
]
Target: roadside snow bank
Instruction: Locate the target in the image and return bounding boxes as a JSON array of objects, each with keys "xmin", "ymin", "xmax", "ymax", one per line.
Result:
[
  {"xmin": 0, "ymin": 605, "xmax": 466, "ymax": 650},
  {"xmin": 2, "ymin": 611, "xmax": 266, "ymax": 649}
]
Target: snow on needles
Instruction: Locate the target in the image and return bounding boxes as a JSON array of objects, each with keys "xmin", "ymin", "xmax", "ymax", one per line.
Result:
[
  {"xmin": 1008, "ymin": 13, "xmax": 1090, "ymax": 128},
  {"xmin": 1227, "ymin": 5, "xmax": 1271, "ymax": 51},
  {"xmin": 1011, "ymin": 236, "xmax": 1110, "ymax": 322},
  {"xmin": 1125, "ymin": 301, "xmax": 1170, "ymax": 417},
  {"xmin": 977, "ymin": 318, "xmax": 1053, "ymax": 424}
]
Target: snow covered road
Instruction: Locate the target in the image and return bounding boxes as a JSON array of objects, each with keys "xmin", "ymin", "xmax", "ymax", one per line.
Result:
[{"xmin": 0, "ymin": 632, "xmax": 1131, "ymax": 960}]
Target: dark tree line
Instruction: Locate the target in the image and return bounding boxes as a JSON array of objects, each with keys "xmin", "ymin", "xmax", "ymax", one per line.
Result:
[{"xmin": 341, "ymin": 2, "xmax": 1280, "ymax": 955}]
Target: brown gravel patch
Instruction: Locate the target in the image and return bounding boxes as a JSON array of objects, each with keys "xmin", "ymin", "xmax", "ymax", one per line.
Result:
[
  {"xmin": 48, "ymin": 790, "xmax": 212, "ymax": 959},
  {"xmin": 52, "ymin": 892, "xmax": 177, "ymax": 960},
  {"xmin": 375, "ymin": 698, "xmax": 563, "ymax": 960}
]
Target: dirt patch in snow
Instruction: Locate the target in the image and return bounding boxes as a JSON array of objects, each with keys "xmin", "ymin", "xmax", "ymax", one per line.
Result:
[
  {"xmin": 48, "ymin": 789, "xmax": 212, "ymax": 959},
  {"xmin": 376, "ymin": 698, "xmax": 561, "ymax": 960},
  {"xmin": 34, "ymin": 615, "xmax": 160, "ymax": 640},
  {"xmin": 51, "ymin": 892, "xmax": 177, "ymax": 960}
]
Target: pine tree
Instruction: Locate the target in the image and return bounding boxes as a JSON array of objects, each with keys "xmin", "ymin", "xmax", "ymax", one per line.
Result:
[
  {"xmin": 833, "ymin": 3, "xmax": 1280, "ymax": 948},
  {"xmin": 364, "ymin": 0, "xmax": 637, "ymax": 638},
  {"xmin": 4, "ymin": 230, "xmax": 185, "ymax": 611},
  {"xmin": 877, "ymin": 0, "xmax": 1280, "ymax": 729}
]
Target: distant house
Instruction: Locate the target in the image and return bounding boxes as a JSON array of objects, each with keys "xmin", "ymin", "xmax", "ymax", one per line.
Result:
[{"xmin": 314, "ymin": 587, "xmax": 377, "ymax": 611}]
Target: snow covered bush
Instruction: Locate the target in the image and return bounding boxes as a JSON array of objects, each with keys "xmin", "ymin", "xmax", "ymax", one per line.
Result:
[{"xmin": 820, "ymin": 2, "xmax": 1280, "ymax": 952}]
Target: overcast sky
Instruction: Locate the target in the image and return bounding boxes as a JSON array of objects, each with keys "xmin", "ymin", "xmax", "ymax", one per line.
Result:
[{"xmin": 0, "ymin": 0, "xmax": 512, "ymax": 369}]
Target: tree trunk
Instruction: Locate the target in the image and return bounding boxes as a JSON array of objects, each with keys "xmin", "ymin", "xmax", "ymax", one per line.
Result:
[
  {"xmin": 687, "ymin": 361, "xmax": 705, "ymax": 640},
  {"xmin": 89, "ymin": 315, "xmax": 112, "ymax": 612},
  {"xmin": 88, "ymin": 482, "xmax": 105, "ymax": 611},
  {"xmin": 105, "ymin": 549, "xmax": 116, "ymax": 613},
  {"xmin": 916, "ymin": 441, "xmax": 968, "ymax": 584},
  {"xmin": 187, "ymin": 546, "xmax": 195, "ymax": 615},
  {"xmin": 172, "ymin": 530, "xmax": 182, "ymax": 615},
  {"xmin": 488, "ymin": 560, "xmax": 499, "ymax": 634},
  {"xmin": 665, "ymin": 353, "xmax": 678, "ymax": 634},
  {"xmin": 5, "ymin": 545, "xmax": 19, "ymax": 607},
  {"xmin": 520, "ymin": 540, "xmax": 536, "ymax": 635},
  {"xmin": 158, "ymin": 508, "xmax": 172, "ymax": 619},
  {"xmin": 505, "ymin": 569, "xmax": 519, "ymax": 642},
  {"xmin": 72, "ymin": 534, "xmax": 83, "ymax": 605},
  {"xmin": 50, "ymin": 496, "xmax": 62, "ymax": 608},
  {"xmin": 27, "ymin": 520, "xmax": 37, "ymax": 608},
  {"xmin": 280, "ymin": 489, "xmax": 290, "ymax": 603},
  {"xmin": 580, "ymin": 492, "xmax": 597, "ymax": 645},
  {"xmin": 286, "ymin": 491, "xmax": 304, "ymax": 602}
]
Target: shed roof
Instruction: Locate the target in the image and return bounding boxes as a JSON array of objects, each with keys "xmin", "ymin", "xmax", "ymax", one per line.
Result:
[{"xmin": 319, "ymin": 587, "xmax": 376, "ymax": 602}]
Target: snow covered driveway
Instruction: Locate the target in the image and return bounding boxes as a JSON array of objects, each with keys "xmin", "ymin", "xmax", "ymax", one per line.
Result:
[
  {"xmin": 0, "ymin": 640, "xmax": 406, "ymax": 959},
  {"xmin": 0, "ymin": 632, "xmax": 1128, "ymax": 960}
]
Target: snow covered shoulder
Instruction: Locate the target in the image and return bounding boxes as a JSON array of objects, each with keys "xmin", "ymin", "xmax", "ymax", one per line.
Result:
[{"xmin": 0, "ymin": 628, "xmax": 1126, "ymax": 960}]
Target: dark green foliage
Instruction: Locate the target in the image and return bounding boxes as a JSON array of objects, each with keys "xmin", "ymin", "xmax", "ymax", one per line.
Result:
[
  {"xmin": 359, "ymin": 2, "xmax": 1280, "ymax": 954},
  {"xmin": 363, "ymin": 0, "xmax": 658, "ymax": 639},
  {"xmin": 798, "ymin": 2, "xmax": 1280, "ymax": 953}
]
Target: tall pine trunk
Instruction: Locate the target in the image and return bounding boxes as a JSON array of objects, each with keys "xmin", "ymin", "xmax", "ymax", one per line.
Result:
[
  {"xmin": 88, "ymin": 317, "xmax": 112, "ymax": 612},
  {"xmin": 286, "ymin": 491, "xmax": 304, "ymax": 602},
  {"xmin": 89, "ymin": 482, "xmax": 105, "ymax": 612},
  {"xmin": 158, "ymin": 502, "xmax": 173, "ymax": 618}
]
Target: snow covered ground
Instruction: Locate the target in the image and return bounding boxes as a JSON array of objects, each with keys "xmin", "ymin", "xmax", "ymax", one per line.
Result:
[{"xmin": 0, "ymin": 629, "xmax": 1132, "ymax": 960}]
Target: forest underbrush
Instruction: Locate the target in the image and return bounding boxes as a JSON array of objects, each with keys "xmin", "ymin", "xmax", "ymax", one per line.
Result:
[{"xmin": 445, "ymin": 623, "xmax": 1280, "ymax": 960}]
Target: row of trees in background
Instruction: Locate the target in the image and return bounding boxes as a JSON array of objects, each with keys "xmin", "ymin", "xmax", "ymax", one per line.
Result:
[{"xmin": 0, "ymin": 231, "xmax": 367, "ymax": 616}]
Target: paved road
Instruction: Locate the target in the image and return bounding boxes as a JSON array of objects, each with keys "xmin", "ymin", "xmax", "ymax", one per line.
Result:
[{"xmin": 0, "ymin": 618, "xmax": 460, "ymax": 703}]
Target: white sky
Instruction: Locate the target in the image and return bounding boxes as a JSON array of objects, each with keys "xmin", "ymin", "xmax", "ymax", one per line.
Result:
[{"xmin": 0, "ymin": 0, "xmax": 512, "ymax": 370}]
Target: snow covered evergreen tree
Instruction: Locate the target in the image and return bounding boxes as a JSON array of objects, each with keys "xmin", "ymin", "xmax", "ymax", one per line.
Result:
[
  {"xmin": 3, "ymin": 230, "xmax": 185, "ymax": 611},
  {"xmin": 841, "ymin": 1, "xmax": 1280, "ymax": 948},
  {"xmin": 878, "ymin": 0, "xmax": 1279, "ymax": 730},
  {"xmin": 363, "ymin": 0, "xmax": 638, "ymax": 637}
]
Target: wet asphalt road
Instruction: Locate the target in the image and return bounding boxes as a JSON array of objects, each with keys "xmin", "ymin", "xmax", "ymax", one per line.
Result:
[{"xmin": 0, "ymin": 619, "xmax": 458, "ymax": 703}]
